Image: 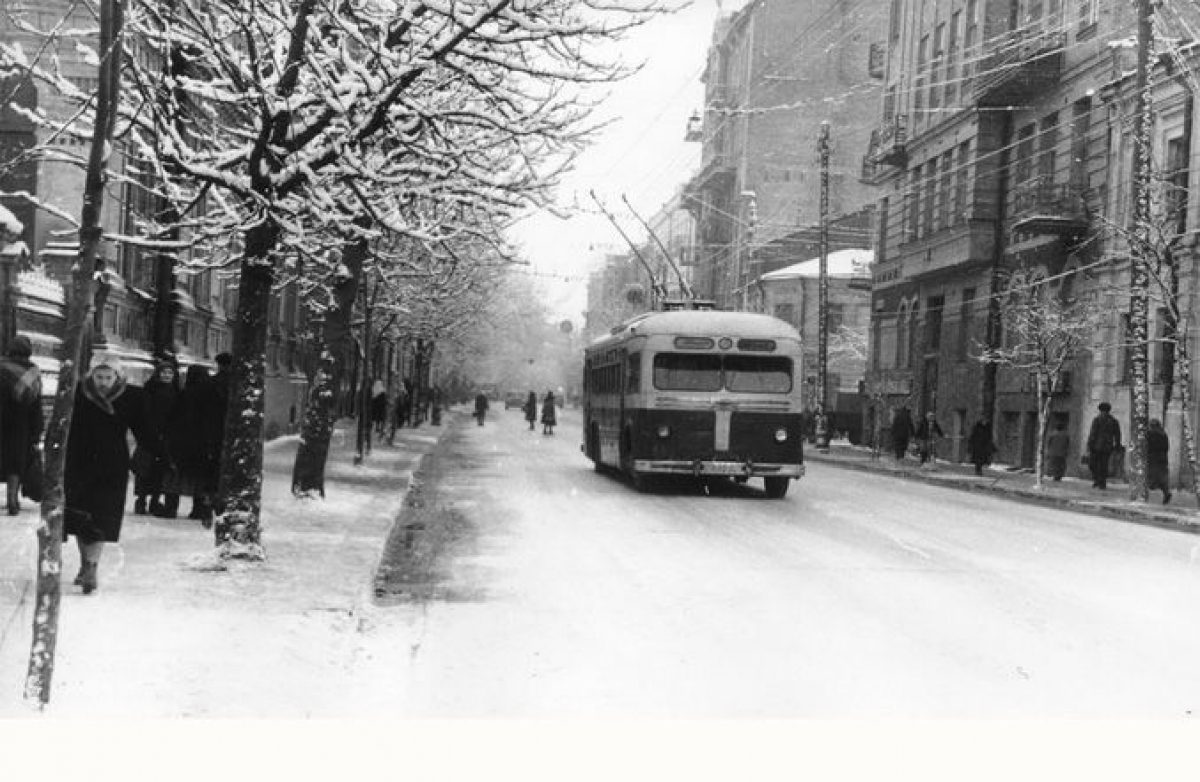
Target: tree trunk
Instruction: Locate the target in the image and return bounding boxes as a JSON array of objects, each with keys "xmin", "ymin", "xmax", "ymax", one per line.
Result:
[
  {"xmin": 213, "ymin": 220, "xmax": 278, "ymax": 560},
  {"xmin": 291, "ymin": 238, "xmax": 365, "ymax": 495},
  {"xmin": 355, "ymin": 275, "xmax": 375, "ymax": 464},
  {"xmin": 1126, "ymin": 0, "xmax": 1155, "ymax": 502},
  {"xmin": 24, "ymin": 0, "xmax": 125, "ymax": 707}
]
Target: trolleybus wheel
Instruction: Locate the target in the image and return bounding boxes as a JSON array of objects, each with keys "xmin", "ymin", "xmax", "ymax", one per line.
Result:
[{"xmin": 763, "ymin": 477, "xmax": 790, "ymax": 499}]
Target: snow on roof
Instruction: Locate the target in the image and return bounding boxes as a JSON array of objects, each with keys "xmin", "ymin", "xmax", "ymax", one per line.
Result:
[
  {"xmin": 0, "ymin": 204, "xmax": 21, "ymax": 238},
  {"xmin": 759, "ymin": 248, "xmax": 873, "ymax": 281}
]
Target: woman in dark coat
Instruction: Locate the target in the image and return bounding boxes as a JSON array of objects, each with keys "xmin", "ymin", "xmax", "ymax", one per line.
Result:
[
  {"xmin": 967, "ymin": 418, "xmax": 996, "ymax": 476},
  {"xmin": 0, "ymin": 335, "xmax": 43, "ymax": 514},
  {"xmin": 523, "ymin": 391, "xmax": 537, "ymax": 431},
  {"xmin": 134, "ymin": 357, "xmax": 181, "ymax": 517},
  {"xmin": 541, "ymin": 391, "xmax": 557, "ymax": 435},
  {"xmin": 1147, "ymin": 418, "xmax": 1172, "ymax": 504},
  {"xmin": 64, "ymin": 355, "xmax": 146, "ymax": 594},
  {"xmin": 167, "ymin": 364, "xmax": 221, "ymax": 522},
  {"xmin": 890, "ymin": 406, "xmax": 914, "ymax": 460}
]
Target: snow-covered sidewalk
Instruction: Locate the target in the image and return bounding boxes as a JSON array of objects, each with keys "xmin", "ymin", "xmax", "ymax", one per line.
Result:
[{"xmin": 0, "ymin": 423, "xmax": 443, "ymax": 716}]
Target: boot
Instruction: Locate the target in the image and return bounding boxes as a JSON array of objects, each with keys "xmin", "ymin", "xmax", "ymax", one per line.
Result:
[
  {"xmin": 79, "ymin": 541, "xmax": 103, "ymax": 594},
  {"xmin": 6, "ymin": 477, "xmax": 20, "ymax": 515}
]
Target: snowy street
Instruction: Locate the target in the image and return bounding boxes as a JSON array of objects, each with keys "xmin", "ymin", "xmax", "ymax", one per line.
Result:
[{"xmin": 366, "ymin": 407, "xmax": 1200, "ymax": 717}]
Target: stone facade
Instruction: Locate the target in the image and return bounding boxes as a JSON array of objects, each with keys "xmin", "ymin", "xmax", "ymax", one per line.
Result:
[
  {"xmin": 864, "ymin": 0, "xmax": 1200, "ymax": 477},
  {"xmin": 683, "ymin": 0, "xmax": 885, "ymax": 310}
]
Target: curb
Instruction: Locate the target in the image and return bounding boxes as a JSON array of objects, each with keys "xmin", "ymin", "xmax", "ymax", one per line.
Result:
[{"xmin": 807, "ymin": 452, "xmax": 1200, "ymax": 535}]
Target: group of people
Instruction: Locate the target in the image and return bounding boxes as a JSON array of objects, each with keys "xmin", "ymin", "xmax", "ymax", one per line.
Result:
[
  {"xmin": 888, "ymin": 400, "xmax": 1172, "ymax": 503},
  {"xmin": 474, "ymin": 390, "xmax": 557, "ymax": 435},
  {"xmin": 887, "ymin": 406, "xmax": 944, "ymax": 467},
  {"xmin": 62, "ymin": 350, "xmax": 232, "ymax": 595}
]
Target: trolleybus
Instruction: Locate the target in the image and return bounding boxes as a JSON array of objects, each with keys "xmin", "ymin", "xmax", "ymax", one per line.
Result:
[{"xmin": 581, "ymin": 309, "xmax": 806, "ymax": 498}]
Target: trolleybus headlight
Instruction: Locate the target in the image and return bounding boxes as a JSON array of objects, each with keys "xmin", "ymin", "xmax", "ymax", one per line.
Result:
[
  {"xmin": 657, "ymin": 425, "xmax": 672, "ymax": 438},
  {"xmin": 774, "ymin": 428, "xmax": 788, "ymax": 442}
]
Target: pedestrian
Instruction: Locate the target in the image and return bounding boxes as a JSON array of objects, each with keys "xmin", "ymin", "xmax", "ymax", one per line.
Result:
[
  {"xmin": 394, "ymin": 382, "xmax": 412, "ymax": 430},
  {"xmin": 474, "ymin": 391, "xmax": 489, "ymax": 426},
  {"xmin": 1045, "ymin": 421, "xmax": 1070, "ymax": 482},
  {"xmin": 64, "ymin": 354, "xmax": 146, "ymax": 594},
  {"xmin": 966, "ymin": 417, "xmax": 995, "ymax": 477},
  {"xmin": 541, "ymin": 390, "xmax": 557, "ymax": 435},
  {"xmin": 915, "ymin": 411, "xmax": 944, "ymax": 466},
  {"xmin": 522, "ymin": 390, "xmax": 537, "ymax": 431},
  {"xmin": 1086, "ymin": 401, "xmax": 1122, "ymax": 490},
  {"xmin": 891, "ymin": 406, "xmax": 914, "ymax": 460},
  {"xmin": 1147, "ymin": 418, "xmax": 1172, "ymax": 504},
  {"xmin": 168, "ymin": 364, "xmax": 221, "ymax": 523},
  {"xmin": 370, "ymin": 379, "xmax": 387, "ymax": 437},
  {"xmin": 0, "ymin": 335, "xmax": 43, "ymax": 514},
  {"xmin": 134, "ymin": 356, "xmax": 181, "ymax": 518}
]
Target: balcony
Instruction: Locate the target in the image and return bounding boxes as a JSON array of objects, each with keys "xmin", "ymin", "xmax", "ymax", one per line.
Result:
[
  {"xmin": 1010, "ymin": 179, "xmax": 1089, "ymax": 239},
  {"xmin": 973, "ymin": 28, "xmax": 1065, "ymax": 107},
  {"xmin": 865, "ymin": 114, "xmax": 908, "ymax": 169}
]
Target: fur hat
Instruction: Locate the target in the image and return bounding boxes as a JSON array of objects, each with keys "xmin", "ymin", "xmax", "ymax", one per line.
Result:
[
  {"xmin": 1098, "ymin": 402, "xmax": 1111, "ymax": 413},
  {"xmin": 89, "ymin": 352, "xmax": 125, "ymax": 378}
]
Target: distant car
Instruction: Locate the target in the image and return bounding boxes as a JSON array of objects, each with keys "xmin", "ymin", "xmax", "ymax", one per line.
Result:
[{"xmin": 504, "ymin": 392, "xmax": 525, "ymax": 410}]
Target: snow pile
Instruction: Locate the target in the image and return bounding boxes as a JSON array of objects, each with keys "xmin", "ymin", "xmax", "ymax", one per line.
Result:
[{"xmin": 0, "ymin": 426, "xmax": 436, "ymax": 717}]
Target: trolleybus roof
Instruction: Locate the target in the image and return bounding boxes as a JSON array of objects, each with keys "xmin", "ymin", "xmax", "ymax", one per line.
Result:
[{"xmin": 590, "ymin": 309, "xmax": 801, "ymax": 349}]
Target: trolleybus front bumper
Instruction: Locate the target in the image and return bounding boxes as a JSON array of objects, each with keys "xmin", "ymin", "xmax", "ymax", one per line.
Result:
[{"xmin": 633, "ymin": 460, "xmax": 805, "ymax": 479}]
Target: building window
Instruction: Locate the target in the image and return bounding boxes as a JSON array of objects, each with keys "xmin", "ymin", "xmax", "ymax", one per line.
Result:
[
  {"xmin": 939, "ymin": 150, "xmax": 954, "ymax": 229},
  {"xmin": 926, "ymin": 296, "xmax": 944, "ymax": 352},
  {"xmin": 1015, "ymin": 124, "xmax": 1035, "ymax": 186},
  {"xmin": 1070, "ymin": 97, "xmax": 1092, "ymax": 188},
  {"xmin": 955, "ymin": 142, "xmax": 971, "ymax": 224},
  {"xmin": 907, "ymin": 170, "xmax": 921, "ymax": 240},
  {"xmin": 1165, "ymin": 134, "xmax": 1190, "ymax": 235},
  {"xmin": 1120, "ymin": 312, "xmax": 1133, "ymax": 382},
  {"xmin": 828, "ymin": 303, "xmax": 845, "ymax": 335},
  {"xmin": 878, "ymin": 196, "xmax": 890, "ymax": 263},
  {"xmin": 958, "ymin": 288, "xmax": 975, "ymax": 360},
  {"xmin": 1077, "ymin": 0, "xmax": 1098, "ymax": 29},
  {"xmin": 1155, "ymin": 307, "xmax": 1175, "ymax": 384},
  {"xmin": 1038, "ymin": 112, "xmax": 1059, "ymax": 183},
  {"xmin": 896, "ymin": 304, "xmax": 909, "ymax": 368}
]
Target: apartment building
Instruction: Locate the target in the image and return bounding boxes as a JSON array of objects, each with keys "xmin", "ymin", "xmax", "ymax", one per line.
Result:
[
  {"xmin": 864, "ymin": 0, "xmax": 1200, "ymax": 472},
  {"xmin": 0, "ymin": 1, "xmax": 311, "ymax": 435},
  {"xmin": 684, "ymin": 0, "xmax": 885, "ymax": 310}
]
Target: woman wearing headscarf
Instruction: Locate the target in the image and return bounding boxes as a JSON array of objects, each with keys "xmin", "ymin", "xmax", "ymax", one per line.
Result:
[
  {"xmin": 0, "ymin": 335, "xmax": 43, "ymax": 514},
  {"xmin": 134, "ymin": 356, "xmax": 181, "ymax": 517},
  {"xmin": 64, "ymin": 354, "xmax": 146, "ymax": 594}
]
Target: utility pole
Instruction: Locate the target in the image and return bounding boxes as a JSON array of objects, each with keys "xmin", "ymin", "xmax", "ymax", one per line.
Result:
[
  {"xmin": 1128, "ymin": 0, "xmax": 1154, "ymax": 501},
  {"xmin": 815, "ymin": 121, "xmax": 831, "ymax": 452}
]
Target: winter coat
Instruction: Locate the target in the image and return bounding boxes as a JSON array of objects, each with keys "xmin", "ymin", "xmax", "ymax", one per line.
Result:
[
  {"xmin": 134, "ymin": 371, "xmax": 181, "ymax": 495},
  {"xmin": 167, "ymin": 366, "xmax": 222, "ymax": 495},
  {"xmin": 523, "ymin": 393, "xmax": 537, "ymax": 423},
  {"xmin": 371, "ymin": 391, "xmax": 388, "ymax": 425},
  {"xmin": 1147, "ymin": 427, "xmax": 1169, "ymax": 470},
  {"xmin": 64, "ymin": 378, "xmax": 145, "ymax": 543},
  {"xmin": 967, "ymin": 422, "xmax": 996, "ymax": 465},
  {"xmin": 474, "ymin": 393, "xmax": 489, "ymax": 415},
  {"xmin": 1086, "ymin": 412, "xmax": 1122, "ymax": 455},
  {"xmin": 0, "ymin": 354, "xmax": 43, "ymax": 476},
  {"xmin": 541, "ymin": 394, "xmax": 557, "ymax": 426},
  {"xmin": 1046, "ymin": 429, "xmax": 1070, "ymax": 459}
]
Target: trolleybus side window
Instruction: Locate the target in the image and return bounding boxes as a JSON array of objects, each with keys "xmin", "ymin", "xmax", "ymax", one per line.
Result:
[
  {"xmin": 724, "ymin": 355, "xmax": 793, "ymax": 393},
  {"xmin": 653, "ymin": 353, "xmax": 722, "ymax": 391},
  {"xmin": 627, "ymin": 352, "xmax": 641, "ymax": 393}
]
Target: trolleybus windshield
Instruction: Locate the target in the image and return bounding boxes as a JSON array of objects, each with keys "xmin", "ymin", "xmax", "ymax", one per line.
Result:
[{"xmin": 652, "ymin": 353, "xmax": 793, "ymax": 393}]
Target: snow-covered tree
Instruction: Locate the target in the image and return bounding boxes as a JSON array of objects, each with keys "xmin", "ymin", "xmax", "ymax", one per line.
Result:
[
  {"xmin": 119, "ymin": 0, "xmax": 665, "ymax": 558},
  {"xmin": 979, "ymin": 269, "xmax": 1106, "ymax": 489}
]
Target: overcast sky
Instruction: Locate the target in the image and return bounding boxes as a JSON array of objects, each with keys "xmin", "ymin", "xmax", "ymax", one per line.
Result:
[{"xmin": 506, "ymin": 1, "xmax": 731, "ymax": 322}]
